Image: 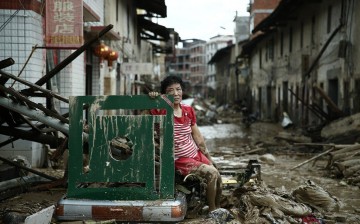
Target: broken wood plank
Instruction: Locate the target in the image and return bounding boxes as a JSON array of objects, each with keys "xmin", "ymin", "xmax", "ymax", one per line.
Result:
[
  {"xmin": 290, "ymin": 147, "xmax": 335, "ymax": 170},
  {"xmin": 275, "ymin": 132, "xmax": 312, "ymax": 143},
  {"xmin": 238, "ymin": 147, "xmax": 265, "ymax": 156},
  {"xmin": 313, "ymin": 84, "xmax": 344, "ymax": 118},
  {"xmin": 293, "ymin": 143, "xmax": 354, "ymax": 149},
  {"xmin": 289, "ymin": 88, "xmax": 327, "ymax": 120},
  {"xmin": 329, "ymin": 143, "xmax": 360, "ymax": 156},
  {"xmin": 326, "ymin": 144, "xmax": 360, "ymax": 168},
  {"xmin": 343, "ymin": 164, "xmax": 360, "ymax": 178},
  {"xmin": 333, "ymin": 158, "xmax": 360, "ymax": 173}
]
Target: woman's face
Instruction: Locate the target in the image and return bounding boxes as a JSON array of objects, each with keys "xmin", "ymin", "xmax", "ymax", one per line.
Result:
[{"xmin": 165, "ymin": 83, "xmax": 182, "ymax": 105}]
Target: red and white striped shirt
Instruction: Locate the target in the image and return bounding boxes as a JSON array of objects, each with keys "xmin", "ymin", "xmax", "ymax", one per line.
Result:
[{"xmin": 150, "ymin": 104, "xmax": 199, "ymax": 160}]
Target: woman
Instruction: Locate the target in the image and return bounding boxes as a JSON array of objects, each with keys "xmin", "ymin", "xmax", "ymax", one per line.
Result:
[{"xmin": 148, "ymin": 75, "xmax": 222, "ymax": 212}]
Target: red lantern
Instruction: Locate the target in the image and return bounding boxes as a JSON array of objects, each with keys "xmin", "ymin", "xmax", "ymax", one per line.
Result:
[
  {"xmin": 94, "ymin": 40, "xmax": 110, "ymax": 60},
  {"xmin": 106, "ymin": 50, "xmax": 119, "ymax": 67}
]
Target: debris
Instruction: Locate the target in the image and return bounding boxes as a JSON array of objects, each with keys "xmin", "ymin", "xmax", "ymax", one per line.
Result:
[
  {"xmin": 0, "ymin": 156, "xmax": 58, "ymax": 181},
  {"xmin": 24, "ymin": 205, "xmax": 55, "ymax": 224},
  {"xmin": 235, "ymin": 181, "xmax": 312, "ymax": 223},
  {"xmin": 290, "ymin": 147, "xmax": 335, "ymax": 170},
  {"xmin": 281, "ymin": 112, "xmax": 293, "ymax": 128},
  {"xmin": 292, "ymin": 180, "xmax": 343, "ymax": 213},
  {"xmin": 206, "ymin": 208, "xmax": 235, "ymax": 224},
  {"xmin": 321, "ymin": 112, "xmax": 360, "ymax": 143},
  {"xmin": 258, "ymin": 154, "xmax": 275, "ymax": 165},
  {"xmin": 275, "ymin": 131, "xmax": 312, "ymax": 144}
]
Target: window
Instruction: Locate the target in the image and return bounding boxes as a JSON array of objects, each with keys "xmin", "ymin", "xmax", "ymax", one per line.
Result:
[
  {"xmin": 259, "ymin": 48, "xmax": 262, "ymax": 69},
  {"xmin": 300, "ymin": 22, "xmax": 304, "ymax": 48},
  {"xmin": 289, "ymin": 27, "xmax": 293, "ymax": 53},
  {"xmin": 267, "ymin": 38, "xmax": 274, "ymax": 61},
  {"xmin": 265, "ymin": 42, "xmax": 268, "ymax": 62},
  {"xmin": 280, "ymin": 32, "xmax": 284, "ymax": 56},
  {"xmin": 327, "ymin": 5, "xmax": 332, "ymax": 34},
  {"xmin": 311, "ymin": 16, "xmax": 316, "ymax": 45}
]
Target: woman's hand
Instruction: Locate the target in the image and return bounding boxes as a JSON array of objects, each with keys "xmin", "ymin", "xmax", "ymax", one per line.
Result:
[
  {"xmin": 148, "ymin": 91, "xmax": 160, "ymax": 98},
  {"xmin": 208, "ymin": 155, "xmax": 218, "ymax": 169}
]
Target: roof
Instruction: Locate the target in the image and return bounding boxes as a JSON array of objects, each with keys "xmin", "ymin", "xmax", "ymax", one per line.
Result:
[
  {"xmin": 252, "ymin": 0, "xmax": 304, "ymax": 34},
  {"xmin": 240, "ymin": 34, "xmax": 267, "ymax": 57},
  {"xmin": 241, "ymin": 0, "xmax": 305, "ymax": 57},
  {"xmin": 138, "ymin": 17, "xmax": 170, "ymax": 41},
  {"xmin": 208, "ymin": 44, "xmax": 234, "ymax": 64},
  {"xmin": 136, "ymin": 0, "xmax": 167, "ymax": 18}
]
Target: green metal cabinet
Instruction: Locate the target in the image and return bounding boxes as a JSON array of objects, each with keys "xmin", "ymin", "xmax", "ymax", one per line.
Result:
[{"xmin": 67, "ymin": 95, "xmax": 174, "ymax": 200}]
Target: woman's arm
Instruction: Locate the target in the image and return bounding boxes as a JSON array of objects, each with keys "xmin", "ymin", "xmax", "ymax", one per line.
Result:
[
  {"xmin": 191, "ymin": 124, "xmax": 217, "ymax": 168},
  {"xmin": 191, "ymin": 124, "xmax": 207, "ymax": 154}
]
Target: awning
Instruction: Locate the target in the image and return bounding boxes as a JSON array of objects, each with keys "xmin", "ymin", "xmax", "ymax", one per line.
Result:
[
  {"xmin": 83, "ymin": 2, "xmax": 100, "ymax": 22},
  {"xmin": 151, "ymin": 42, "xmax": 173, "ymax": 54},
  {"xmin": 86, "ymin": 26, "xmax": 121, "ymax": 40},
  {"xmin": 136, "ymin": 0, "xmax": 167, "ymax": 18},
  {"xmin": 252, "ymin": 0, "xmax": 303, "ymax": 34},
  {"xmin": 240, "ymin": 34, "xmax": 266, "ymax": 57},
  {"xmin": 138, "ymin": 17, "xmax": 170, "ymax": 41}
]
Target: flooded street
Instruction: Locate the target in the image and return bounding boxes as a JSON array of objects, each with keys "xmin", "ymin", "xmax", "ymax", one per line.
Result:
[
  {"xmin": 199, "ymin": 121, "xmax": 360, "ymax": 222},
  {"xmin": 0, "ymin": 121, "xmax": 359, "ymax": 223}
]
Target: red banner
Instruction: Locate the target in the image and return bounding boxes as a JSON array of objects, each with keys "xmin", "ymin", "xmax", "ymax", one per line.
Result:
[{"xmin": 45, "ymin": 0, "xmax": 83, "ymax": 48}]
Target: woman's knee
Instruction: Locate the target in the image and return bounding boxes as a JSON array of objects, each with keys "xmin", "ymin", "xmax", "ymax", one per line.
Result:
[{"xmin": 199, "ymin": 165, "xmax": 220, "ymax": 180}]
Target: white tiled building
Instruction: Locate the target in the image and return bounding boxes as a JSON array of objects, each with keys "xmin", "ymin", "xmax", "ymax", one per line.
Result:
[{"xmin": 0, "ymin": 0, "xmax": 171, "ymax": 167}]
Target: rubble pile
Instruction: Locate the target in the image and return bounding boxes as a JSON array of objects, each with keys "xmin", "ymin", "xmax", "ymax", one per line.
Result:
[
  {"xmin": 189, "ymin": 99, "xmax": 243, "ymax": 126},
  {"xmin": 179, "ymin": 170, "xmax": 356, "ymax": 224},
  {"xmin": 230, "ymin": 178, "xmax": 348, "ymax": 224},
  {"xmin": 326, "ymin": 143, "xmax": 360, "ymax": 186}
]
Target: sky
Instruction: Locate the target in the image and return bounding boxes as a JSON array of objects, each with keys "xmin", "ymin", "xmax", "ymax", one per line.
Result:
[{"xmin": 157, "ymin": 0, "xmax": 249, "ymax": 41}]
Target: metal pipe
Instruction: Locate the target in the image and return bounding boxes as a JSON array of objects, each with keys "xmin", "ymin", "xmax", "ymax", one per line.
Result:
[
  {"xmin": 0, "ymin": 57, "xmax": 15, "ymax": 70},
  {"xmin": 0, "ymin": 97, "xmax": 69, "ymax": 134},
  {"xmin": 0, "ymin": 85, "xmax": 69, "ymax": 124},
  {"xmin": 0, "ymin": 126, "xmax": 63, "ymax": 147},
  {"xmin": 0, "ymin": 70, "xmax": 69, "ymax": 103}
]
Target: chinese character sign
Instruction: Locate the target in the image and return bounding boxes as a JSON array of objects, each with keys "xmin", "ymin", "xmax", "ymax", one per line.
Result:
[
  {"xmin": 121, "ymin": 63, "xmax": 154, "ymax": 75},
  {"xmin": 46, "ymin": 0, "xmax": 83, "ymax": 48}
]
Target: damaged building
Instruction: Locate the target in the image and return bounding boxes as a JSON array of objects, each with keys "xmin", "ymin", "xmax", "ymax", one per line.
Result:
[{"xmin": 241, "ymin": 0, "xmax": 360, "ymax": 125}]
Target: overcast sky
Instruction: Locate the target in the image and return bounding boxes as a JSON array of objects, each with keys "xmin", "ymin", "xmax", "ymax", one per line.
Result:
[{"xmin": 157, "ymin": 0, "xmax": 249, "ymax": 41}]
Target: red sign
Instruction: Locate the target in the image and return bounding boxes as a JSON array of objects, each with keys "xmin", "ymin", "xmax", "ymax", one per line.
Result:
[{"xmin": 45, "ymin": 0, "xmax": 83, "ymax": 48}]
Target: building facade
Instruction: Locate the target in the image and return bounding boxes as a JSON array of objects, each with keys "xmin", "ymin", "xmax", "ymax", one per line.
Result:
[
  {"xmin": 0, "ymin": 0, "xmax": 171, "ymax": 167},
  {"xmin": 242, "ymin": 0, "xmax": 360, "ymax": 125},
  {"xmin": 205, "ymin": 35, "xmax": 234, "ymax": 98}
]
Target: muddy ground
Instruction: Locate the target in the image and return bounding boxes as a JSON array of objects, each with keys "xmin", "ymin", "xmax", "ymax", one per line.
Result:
[{"xmin": 0, "ymin": 115, "xmax": 359, "ymax": 223}]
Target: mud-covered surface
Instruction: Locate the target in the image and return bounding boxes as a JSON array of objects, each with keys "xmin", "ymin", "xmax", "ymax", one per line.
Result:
[{"xmin": 0, "ymin": 119, "xmax": 359, "ymax": 223}]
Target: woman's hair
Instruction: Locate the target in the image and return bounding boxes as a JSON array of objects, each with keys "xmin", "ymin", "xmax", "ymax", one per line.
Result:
[{"xmin": 160, "ymin": 75, "xmax": 185, "ymax": 94}]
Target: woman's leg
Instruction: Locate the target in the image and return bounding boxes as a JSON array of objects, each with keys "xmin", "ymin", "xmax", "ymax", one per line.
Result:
[{"xmin": 193, "ymin": 164, "xmax": 222, "ymax": 211}]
